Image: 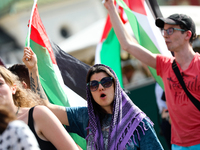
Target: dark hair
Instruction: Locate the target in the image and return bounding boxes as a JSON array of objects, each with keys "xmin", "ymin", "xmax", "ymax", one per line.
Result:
[
  {"xmin": 8, "ymin": 64, "xmax": 30, "ymax": 88},
  {"xmin": 179, "ymin": 24, "xmax": 197, "ymax": 44},
  {"xmin": 156, "ymin": 14, "xmax": 197, "ymax": 44},
  {"xmin": 0, "ymin": 105, "xmax": 16, "ymax": 134},
  {"xmin": 86, "ymin": 65, "xmax": 115, "ymax": 125}
]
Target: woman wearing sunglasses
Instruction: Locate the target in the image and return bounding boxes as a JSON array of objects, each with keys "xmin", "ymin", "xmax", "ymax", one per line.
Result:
[
  {"xmin": 65, "ymin": 64, "xmax": 163, "ymax": 150},
  {"xmin": 23, "ymin": 47, "xmax": 163, "ymax": 150}
]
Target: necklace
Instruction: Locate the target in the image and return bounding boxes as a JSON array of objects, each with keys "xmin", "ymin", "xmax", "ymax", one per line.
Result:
[{"xmin": 16, "ymin": 106, "xmax": 20, "ymax": 115}]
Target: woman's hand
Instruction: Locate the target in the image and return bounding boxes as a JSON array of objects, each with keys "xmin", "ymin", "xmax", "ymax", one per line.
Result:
[{"xmin": 22, "ymin": 47, "xmax": 37, "ymax": 70}]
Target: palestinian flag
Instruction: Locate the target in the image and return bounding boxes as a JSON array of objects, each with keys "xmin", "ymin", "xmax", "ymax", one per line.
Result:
[
  {"xmin": 50, "ymin": 41, "xmax": 90, "ymax": 101},
  {"xmin": 95, "ymin": 3, "xmax": 128, "ymax": 88},
  {"xmin": 26, "ymin": 2, "xmax": 69, "ymax": 106},
  {"xmin": 115, "ymin": 0, "xmax": 172, "ymax": 89},
  {"xmin": 26, "ymin": 1, "xmax": 86, "ymax": 149}
]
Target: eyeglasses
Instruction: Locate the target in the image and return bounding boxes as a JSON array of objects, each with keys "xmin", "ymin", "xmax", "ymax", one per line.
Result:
[
  {"xmin": 87, "ymin": 77, "xmax": 113, "ymax": 92},
  {"xmin": 161, "ymin": 27, "xmax": 186, "ymax": 36}
]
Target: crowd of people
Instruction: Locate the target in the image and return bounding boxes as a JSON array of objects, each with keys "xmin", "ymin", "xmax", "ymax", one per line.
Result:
[
  {"xmin": 0, "ymin": 0, "xmax": 199, "ymax": 149},
  {"xmin": 0, "ymin": 64, "xmax": 81, "ymax": 150}
]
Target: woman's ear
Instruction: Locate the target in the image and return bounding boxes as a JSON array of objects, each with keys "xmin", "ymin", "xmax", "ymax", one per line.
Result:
[{"xmin": 11, "ymin": 84, "xmax": 17, "ymax": 94}]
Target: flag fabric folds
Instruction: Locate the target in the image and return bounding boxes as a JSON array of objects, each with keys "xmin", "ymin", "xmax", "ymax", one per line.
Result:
[
  {"xmin": 26, "ymin": 2, "xmax": 86, "ymax": 149},
  {"xmin": 51, "ymin": 41, "xmax": 90, "ymax": 100},
  {"xmin": 95, "ymin": 4, "xmax": 128, "ymax": 88},
  {"xmin": 115, "ymin": 0, "xmax": 172, "ymax": 89},
  {"xmin": 26, "ymin": 3, "xmax": 69, "ymax": 107}
]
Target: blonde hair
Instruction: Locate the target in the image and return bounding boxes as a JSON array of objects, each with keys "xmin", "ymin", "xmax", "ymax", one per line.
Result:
[{"xmin": 0, "ymin": 66, "xmax": 45, "ymax": 107}]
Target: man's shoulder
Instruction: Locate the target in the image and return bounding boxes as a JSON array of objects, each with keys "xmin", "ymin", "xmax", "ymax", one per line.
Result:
[
  {"xmin": 195, "ymin": 52, "xmax": 200, "ymax": 58},
  {"xmin": 192, "ymin": 52, "xmax": 200, "ymax": 63},
  {"xmin": 157, "ymin": 54, "xmax": 173, "ymax": 63}
]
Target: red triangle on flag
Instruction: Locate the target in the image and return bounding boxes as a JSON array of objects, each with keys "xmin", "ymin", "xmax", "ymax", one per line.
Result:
[
  {"xmin": 30, "ymin": 4, "xmax": 57, "ymax": 64},
  {"xmin": 124, "ymin": 0, "xmax": 147, "ymax": 16}
]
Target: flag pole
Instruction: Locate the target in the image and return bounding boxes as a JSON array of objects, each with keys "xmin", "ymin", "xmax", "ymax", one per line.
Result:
[{"xmin": 27, "ymin": 0, "xmax": 38, "ymax": 47}]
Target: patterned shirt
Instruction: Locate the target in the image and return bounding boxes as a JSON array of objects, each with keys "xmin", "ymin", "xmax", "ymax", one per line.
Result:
[
  {"xmin": 66, "ymin": 107, "xmax": 163, "ymax": 150},
  {"xmin": 0, "ymin": 120, "xmax": 40, "ymax": 150}
]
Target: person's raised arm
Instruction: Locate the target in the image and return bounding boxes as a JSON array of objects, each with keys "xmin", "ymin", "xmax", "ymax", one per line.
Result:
[
  {"xmin": 22, "ymin": 47, "xmax": 48, "ymax": 100},
  {"xmin": 103, "ymin": 0, "xmax": 157, "ymax": 69},
  {"xmin": 33, "ymin": 105, "xmax": 81, "ymax": 150},
  {"xmin": 22, "ymin": 47, "xmax": 70, "ymax": 126}
]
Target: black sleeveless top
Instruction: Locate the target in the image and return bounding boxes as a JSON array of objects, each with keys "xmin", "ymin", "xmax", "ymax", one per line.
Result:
[{"xmin": 28, "ymin": 107, "xmax": 57, "ymax": 150}]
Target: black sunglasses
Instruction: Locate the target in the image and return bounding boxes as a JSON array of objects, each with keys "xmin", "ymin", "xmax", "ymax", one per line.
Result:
[
  {"xmin": 161, "ymin": 27, "xmax": 186, "ymax": 36},
  {"xmin": 87, "ymin": 77, "xmax": 113, "ymax": 92}
]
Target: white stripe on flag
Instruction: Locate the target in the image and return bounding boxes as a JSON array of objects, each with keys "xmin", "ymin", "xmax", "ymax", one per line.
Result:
[
  {"xmin": 95, "ymin": 43, "xmax": 103, "ymax": 64},
  {"xmin": 53, "ymin": 64, "xmax": 87, "ymax": 107},
  {"xmin": 133, "ymin": 2, "xmax": 171, "ymax": 56}
]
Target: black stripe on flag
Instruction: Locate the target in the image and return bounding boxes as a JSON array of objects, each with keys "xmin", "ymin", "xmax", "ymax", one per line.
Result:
[{"xmin": 50, "ymin": 41, "xmax": 90, "ymax": 100}]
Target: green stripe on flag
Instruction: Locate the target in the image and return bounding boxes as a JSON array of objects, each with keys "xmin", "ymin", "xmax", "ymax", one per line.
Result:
[
  {"xmin": 70, "ymin": 133, "xmax": 86, "ymax": 150},
  {"xmin": 116, "ymin": 0, "xmax": 164, "ymax": 89},
  {"xmin": 27, "ymin": 39, "xmax": 87, "ymax": 150},
  {"xmin": 26, "ymin": 4, "xmax": 86, "ymax": 149},
  {"xmin": 28, "ymin": 39, "xmax": 69, "ymax": 106},
  {"xmin": 100, "ymin": 28, "xmax": 123, "ymax": 87},
  {"xmin": 138, "ymin": 25, "xmax": 164, "ymax": 88},
  {"xmin": 116, "ymin": 0, "xmax": 141, "ymax": 45}
]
